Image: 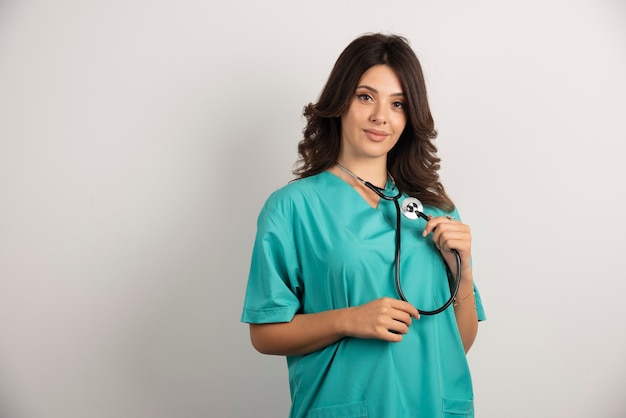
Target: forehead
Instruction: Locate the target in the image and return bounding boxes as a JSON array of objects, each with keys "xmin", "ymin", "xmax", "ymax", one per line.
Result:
[{"xmin": 357, "ymin": 65, "xmax": 403, "ymax": 93}]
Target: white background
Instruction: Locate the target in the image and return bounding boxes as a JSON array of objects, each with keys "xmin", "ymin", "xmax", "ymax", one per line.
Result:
[{"xmin": 1, "ymin": 1, "xmax": 625, "ymax": 417}]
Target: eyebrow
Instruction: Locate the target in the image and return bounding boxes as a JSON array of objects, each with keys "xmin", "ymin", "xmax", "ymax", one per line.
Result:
[{"xmin": 356, "ymin": 84, "xmax": 404, "ymax": 97}]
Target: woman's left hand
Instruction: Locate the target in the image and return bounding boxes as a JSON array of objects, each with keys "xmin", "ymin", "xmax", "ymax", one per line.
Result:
[{"xmin": 422, "ymin": 216, "xmax": 472, "ymax": 280}]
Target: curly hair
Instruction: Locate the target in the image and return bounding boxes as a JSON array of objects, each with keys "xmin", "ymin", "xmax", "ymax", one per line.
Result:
[{"xmin": 293, "ymin": 33, "xmax": 454, "ymax": 211}]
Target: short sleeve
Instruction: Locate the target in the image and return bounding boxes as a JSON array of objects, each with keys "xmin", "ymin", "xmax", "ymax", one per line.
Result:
[{"xmin": 240, "ymin": 198, "xmax": 302, "ymax": 324}]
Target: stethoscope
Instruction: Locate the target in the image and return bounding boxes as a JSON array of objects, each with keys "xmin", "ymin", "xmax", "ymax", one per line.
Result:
[{"xmin": 336, "ymin": 163, "xmax": 461, "ymax": 315}]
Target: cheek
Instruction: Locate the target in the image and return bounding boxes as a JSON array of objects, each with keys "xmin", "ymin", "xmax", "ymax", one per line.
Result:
[
  {"xmin": 393, "ymin": 114, "xmax": 407, "ymax": 134},
  {"xmin": 342, "ymin": 109, "xmax": 360, "ymax": 129}
]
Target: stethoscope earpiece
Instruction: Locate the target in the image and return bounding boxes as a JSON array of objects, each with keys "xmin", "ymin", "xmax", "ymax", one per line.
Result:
[{"xmin": 401, "ymin": 197, "xmax": 425, "ymax": 220}]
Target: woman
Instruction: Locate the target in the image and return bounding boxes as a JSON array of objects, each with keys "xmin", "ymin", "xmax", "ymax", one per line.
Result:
[{"xmin": 241, "ymin": 32, "xmax": 486, "ymax": 418}]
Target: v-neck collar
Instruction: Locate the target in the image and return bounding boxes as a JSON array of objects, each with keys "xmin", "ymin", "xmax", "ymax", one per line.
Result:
[
  {"xmin": 321, "ymin": 170, "xmax": 398, "ymax": 210},
  {"xmin": 313, "ymin": 171, "xmax": 399, "ymax": 242}
]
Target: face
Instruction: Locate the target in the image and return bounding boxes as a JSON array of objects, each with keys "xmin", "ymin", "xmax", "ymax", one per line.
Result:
[{"xmin": 339, "ymin": 64, "xmax": 407, "ymax": 163}]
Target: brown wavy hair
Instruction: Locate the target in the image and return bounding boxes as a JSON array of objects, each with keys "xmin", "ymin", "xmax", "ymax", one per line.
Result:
[{"xmin": 293, "ymin": 33, "xmax": 454, "ymax": 211}]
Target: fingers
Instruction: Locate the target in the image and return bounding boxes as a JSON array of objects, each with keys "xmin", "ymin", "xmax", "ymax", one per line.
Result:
[
  {"xmin": 379, "ymin": 299, "xmax": 419, "ymax": 340},
  {"xmin": 422, "ymin": 215, "xmax": 461, "ymax": 237},
  {"xmin": 388, "ymin": 297, "xmax": 420, "ymax": 320},
  {"xmin": 422, "ymin": 216, "xmax": 471, "ymax": 253},
  {"xmin": 348, "ymin": 298, "xmax": 420, "ymax": 342}
]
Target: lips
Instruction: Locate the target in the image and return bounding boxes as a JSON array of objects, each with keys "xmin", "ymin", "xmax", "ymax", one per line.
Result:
[{"xmin": 363, "ymin": 129, "xmax": 389, "ymax": 142}]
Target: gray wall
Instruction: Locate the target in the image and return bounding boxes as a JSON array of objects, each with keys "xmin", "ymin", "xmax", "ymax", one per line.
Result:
[{"xmin": 1, "ymin": 1, "xmax": 625, "ymax": 417}]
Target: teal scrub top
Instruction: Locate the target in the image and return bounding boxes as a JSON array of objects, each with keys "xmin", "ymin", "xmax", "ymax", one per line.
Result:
[{"xmin": 241, "ymin": 171, "xmax": 486, "ymax": 418}]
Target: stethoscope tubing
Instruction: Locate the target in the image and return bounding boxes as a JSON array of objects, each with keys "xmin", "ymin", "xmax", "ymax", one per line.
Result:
[
  {"xmin": 335, "ymin": 163, "xmax": 462, "ymax": 315},
  {"xmin": 392, "ymin": 199, "xmax": 461, "ymax": 315}
]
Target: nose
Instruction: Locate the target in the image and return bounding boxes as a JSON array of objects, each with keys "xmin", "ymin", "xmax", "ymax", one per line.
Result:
[{"xmin": 369, "ymin": 103, "xmax": 387, "ymax": 124}]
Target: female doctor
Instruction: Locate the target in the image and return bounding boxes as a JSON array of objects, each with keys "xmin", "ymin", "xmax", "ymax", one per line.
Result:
[{"xmin": 241, "ymin": 33, "xmax": 485, "ymax": 418}]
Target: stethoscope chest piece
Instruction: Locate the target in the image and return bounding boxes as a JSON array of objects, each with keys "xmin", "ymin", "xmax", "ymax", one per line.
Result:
[{"xmin": 401, "ymin": 197, "xmax": 424, "ymax": 220}]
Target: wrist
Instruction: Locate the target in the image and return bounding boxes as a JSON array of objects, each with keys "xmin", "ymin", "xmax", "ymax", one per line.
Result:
[
  {"xmin": 333, "ymin": 307, "xmax": 352, "ymax": 338},
  {"xmin": 453, "ymin": 291, "xmax": 475, "ymax": 308},
  {"xmin": 454, "ymin": 275, "xmax": 475, "ymax": 308}
]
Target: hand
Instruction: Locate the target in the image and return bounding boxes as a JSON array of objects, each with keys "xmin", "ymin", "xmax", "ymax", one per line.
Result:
[
  {"xmin": 343, "ymin": 297, "xmax": 420, "ymax": 342},
  {"xmin": 422, "ymin": 216, "xmax": 472, "ymax": 278}
]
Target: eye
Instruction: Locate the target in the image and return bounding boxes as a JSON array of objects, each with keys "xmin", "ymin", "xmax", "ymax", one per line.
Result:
[
  {"xmin": 356, "ymin": 93, "xmax": 373, "ymax": 102},
  {"xmin": 392, "ymin": 101, "xmax": 405, "ymax": 110}
]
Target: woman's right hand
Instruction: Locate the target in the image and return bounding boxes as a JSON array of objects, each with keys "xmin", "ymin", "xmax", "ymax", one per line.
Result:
[
  {"xmin": 342, "ymin": 297, "xmax": 420, "ymax": 342},
  {"xmin": 249, "ymin": 298, "xmax": 419, "ymax": 356}
]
